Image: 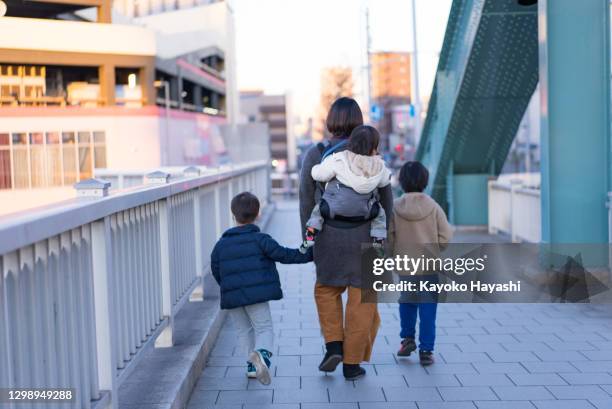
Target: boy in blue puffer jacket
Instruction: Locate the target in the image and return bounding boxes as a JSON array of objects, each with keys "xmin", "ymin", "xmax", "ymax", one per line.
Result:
[{"xmin": 211, "ymin": 192, "xmax": 312, "ymax": 385}]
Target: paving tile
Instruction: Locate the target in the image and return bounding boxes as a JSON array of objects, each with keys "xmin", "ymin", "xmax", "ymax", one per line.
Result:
[
  {"xmin": 534, "ymin": 351, "xmax": 588, "ymax": 361},
  {"xmin": 195, "ymin": 376, "xmax": 248, "ymax": 390},
  {"xmin": 508, "ymin": 373, "xmax": 568, "ymax": 386},
  {"xmin": 244, "ymin": 405, "xmax": 299, "ymax": 409},
  {"xmin": 383, "ymin": 386, "xmax": 442, "ymax": 401},
  {"xmin": 521, "ymin": 361, "xmax": 577, "ymax": 373},
  {"xmin": 416, "ymin": 403, "xmax": 477, "ymax": 409},
  {"xmin": 301, "ymin": 375, "xmax": 351, "ymax": 389},
  {"xmin": 247, "ymin": 376, "xmax": 300, "ymax": 389},
  {"xmin": 404, "ymin": 373, "xmax": 460, "ymax": 387},
  {"xmin": 546, "ymin": 385, "xmax": 610, "ymax": 399},
  {"xmin": 328, "ymin": 384, "xmax": 385, "ymax": 402},
  {"xmin": 352, "ymin": 375, "xmax": 407, "ymax": 388},
  {"xmin": 572, "ymin": 361, "xmax": 612, "ymax": 372},
  {"xmin": 300, "ymin": 404, "xmax": 358, "ymax": 409},
  {"xmin": 532, "ymin": 401, "xmax": 597, "ymax": 409},
  {"xmin": 456, "ymin": 374, "xmax": 513, "ymax": 386},
  {"xmin": 440, "ymin": 352, "xmax": 492, "ymax": 364},
  {"xmin": 492, "ymin": 386, "xmax": 555, "ymax": 401},
  {"xmin": 589, "ymin": 398, "xmax": 612, "ymax": 409},
  {"xmin": 559, "ymin": 372, "xmax": 612, "ymax": 385},
  {"xmin": 472, "ymin": 362, "xmax": 528, "ymax": 374},
  {"xmin": 272, "ymin": 387, "xmax": 329, "ymax": 404},
  {"xmin": 473, "ymin": 402, "xmax": 536, "ymax": 409},
  {"xmin": 217, "ymin": 390, "xmax": 273, "ymax": 404},
  {"xmin": 358, "ymin": 403, "xmax": 417, "ymax": 409},
  {"xmin": 437, "ymin": 386, "xmax": 497, "ymax": 401},
  {"xmin": 486, "ymin": 351, "xmax": 540, "ymax": 363},
  {"xmin": 425, "ymin": 363, "xmax": 478, "ymax": 375}
]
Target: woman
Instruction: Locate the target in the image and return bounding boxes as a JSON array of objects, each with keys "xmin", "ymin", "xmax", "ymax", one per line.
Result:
[{"xmin": 299, "ymin": 97, "xmax": 394, "ymax": 380}]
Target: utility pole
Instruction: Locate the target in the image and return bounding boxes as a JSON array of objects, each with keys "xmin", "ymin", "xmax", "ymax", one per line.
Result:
[
  {"xmin": 365, "ymin": 6, "xmax": 373, "ymax": 120},
  {"xmin": 410, "ymin": 0, "xmax": 423, "ymax": 144}
]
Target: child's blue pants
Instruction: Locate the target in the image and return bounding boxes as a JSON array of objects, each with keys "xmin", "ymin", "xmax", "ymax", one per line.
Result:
[{"xmin": 399, "ymin": 302, "xmax": 437, "ymax": 352}]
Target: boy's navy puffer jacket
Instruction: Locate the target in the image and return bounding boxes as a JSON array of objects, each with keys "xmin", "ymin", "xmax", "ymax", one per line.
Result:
[{"xmin": 211, "ymin": 224, "xmax": 312, "ymax": 309}]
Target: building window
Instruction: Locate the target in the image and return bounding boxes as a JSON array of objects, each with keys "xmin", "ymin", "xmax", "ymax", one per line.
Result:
[{"xmin": 0, "ymin": 130, "xmax": 107, "ymax": 190}]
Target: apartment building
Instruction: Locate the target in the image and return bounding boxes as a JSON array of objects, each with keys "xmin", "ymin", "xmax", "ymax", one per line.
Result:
[
  {"xmin": 0, "ymin": 0, "xmax": 237, "ymax": 191},
  {"xmin": 240, "ymin": 91, "xmax": 295, "ymax": 171}
]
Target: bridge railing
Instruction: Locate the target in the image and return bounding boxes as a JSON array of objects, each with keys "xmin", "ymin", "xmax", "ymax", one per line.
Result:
[
  {"xmin": 0, "ymin": 161, "xmax": 270, "ymax": 409},
  {"xmin": 487, "ymin": 178, "xmax": 541, "ymax": 243}
]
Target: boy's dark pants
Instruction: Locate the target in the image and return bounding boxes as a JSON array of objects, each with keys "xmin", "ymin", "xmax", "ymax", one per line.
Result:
[
  {"xmin": 314, "ymin": 282, "xmax": 380, "ymax": 364},
  {"xmin": 399, "ymin": 303, "xmax": 437, "ymax": 351},
  {"xmin": 398, "ymin": 274, "xmax": 439, "ymax": 352}
]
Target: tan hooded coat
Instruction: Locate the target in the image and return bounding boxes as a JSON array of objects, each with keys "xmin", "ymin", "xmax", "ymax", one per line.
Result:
[{"xmin": 388, "ymin": 192, "xmax": 453, "ymax": 261}]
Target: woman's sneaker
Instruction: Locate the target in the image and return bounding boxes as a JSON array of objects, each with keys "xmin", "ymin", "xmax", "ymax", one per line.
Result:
[
  {"xmin": 343, "ymin": 363, "xmax": 366, "ymax": 380},
  {"xmin": 319, "ymin": 341, "xmax": 343, "ymax": 372},
  {"xmin": 419, "ymin": 350, "xmax": 434, "ymax": 366},
  {"xmin": 249, "ymin": 349, "xmax": 272, "ymax": 385},
  {"xmin": 397, "ymin": 337, "xmax": 417, "ymax": 356}
]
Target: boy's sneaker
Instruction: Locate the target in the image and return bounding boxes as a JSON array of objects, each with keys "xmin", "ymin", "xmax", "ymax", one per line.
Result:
[
  {"xmin": 419, "ymin": 350, "xmax": 434, "ymax": 366},
  {"xmin": 343, "ymin": 363, "xmax": 366, "ymax": 380},
  {"xmin": 319, "ymin": 341, "xmax": 343, "ymax": 372},
  {"xmin": 397, "ymin": 337, "xmax": 417, "ymax": 357},
  {"xmin": 300, "ymin": 227, "xmax": 318, "ymax": 253},
  {"xmin": 249, "ymin": 349, "xmax": 272, "ymax": 385},
  {"xmin": 246, "ymin": 361, "xmax": 257, "ymax": 378}
]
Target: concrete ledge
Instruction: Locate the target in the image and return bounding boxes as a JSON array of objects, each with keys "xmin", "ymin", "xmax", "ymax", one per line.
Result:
[{"xmin": 118, "ymin": 202, "xmax": 276, "ymax": 409}]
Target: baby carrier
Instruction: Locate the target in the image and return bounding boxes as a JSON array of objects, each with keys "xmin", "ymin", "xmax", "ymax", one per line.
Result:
[{"xmin": 316, "ymin": 140, "xmax": 380, "ymax": 222}]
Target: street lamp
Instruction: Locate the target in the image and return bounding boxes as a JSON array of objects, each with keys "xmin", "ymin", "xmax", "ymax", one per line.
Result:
[
  {"xmin": 0, "ymin": 1, "xmax": 7, "ymax": 17},
  {"xmin": 154, "ymin": 80, "xmax": 171, "ymax": 165}
]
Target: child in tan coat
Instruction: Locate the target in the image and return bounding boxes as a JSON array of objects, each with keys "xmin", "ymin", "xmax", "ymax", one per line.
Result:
[{"xmin": 388, "ymin": 161, "xmax": 453, "ymax": 365}]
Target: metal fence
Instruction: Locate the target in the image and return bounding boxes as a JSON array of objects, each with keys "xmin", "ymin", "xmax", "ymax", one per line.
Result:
[{"xmin": 0, "ymin": 161, "xmax": 270, "ymax": 408}]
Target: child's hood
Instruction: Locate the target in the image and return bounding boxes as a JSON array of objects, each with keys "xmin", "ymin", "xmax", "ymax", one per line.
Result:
[
  {"xmin": 394, "ymin": 192, "xmax": 437, "ymax": 221},
  {"xmin": 332, "ymin": 151, "xmax": 388, "ymax": 193}
]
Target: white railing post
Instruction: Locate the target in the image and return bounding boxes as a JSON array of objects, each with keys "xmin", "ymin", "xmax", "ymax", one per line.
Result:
[
  {"xmin": 91, "ymin": 219, "xmax": 117, "ymax": 409},
  {"xmin": 146, "ymin": 171, "xmax": 174, "ymax": 348},
  {"xmin": 155, "ymin": 197, "xmax": 174, "ymax": 348},
  {"xmin": 185, "ymin": 167, "xmax": 204, "ymax": 302}
]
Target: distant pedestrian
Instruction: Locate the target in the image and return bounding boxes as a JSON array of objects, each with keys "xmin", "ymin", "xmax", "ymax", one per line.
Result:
[
  {"xmin": 389, "ymin": 161, "xmax": 453, "ymax": 365},
  {"xmin": 211, "ymin": 192, "xmax": 312, "ymax": 384}
]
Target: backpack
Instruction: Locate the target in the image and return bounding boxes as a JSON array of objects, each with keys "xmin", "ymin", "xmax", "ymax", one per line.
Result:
[{"xmin": 315, "ymin": 140, "xmax": 380, "ymax": 222}]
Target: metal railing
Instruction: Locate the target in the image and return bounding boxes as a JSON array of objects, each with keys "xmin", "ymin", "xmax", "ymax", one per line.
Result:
[
  {"xmin": 0, "ymin": 161, "xmax": 270, "ymax": 408},
  {"xmin": 487, "ymin": 177, "xmax": 541, "ymax": 243}
]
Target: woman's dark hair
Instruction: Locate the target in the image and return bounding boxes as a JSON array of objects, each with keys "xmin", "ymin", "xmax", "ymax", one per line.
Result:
[
  {"xmin": 231, "ymin": 192, "xmax": 260, "ymax": 224},
  {"xmin": 326, "ymin": 97, "xmax": 364, "ymax": 138},
  {"xmin": 347, "ymin": 125, "xmax": 380, "ymax": 156},
  {"xmin": 399, "ymin": 161, "xmax": 429, "ymax": 193}
]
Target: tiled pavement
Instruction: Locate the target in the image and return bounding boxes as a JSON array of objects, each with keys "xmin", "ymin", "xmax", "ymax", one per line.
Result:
[{"xmin": 187, "ymin": 201, "xmax": 612, "ymax": 409}]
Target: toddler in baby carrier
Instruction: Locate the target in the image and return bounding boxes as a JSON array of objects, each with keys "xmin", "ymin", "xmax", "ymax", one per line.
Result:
[{"xmin": 300, "ymin": 125, "xmax": 390, "ymax": 254}]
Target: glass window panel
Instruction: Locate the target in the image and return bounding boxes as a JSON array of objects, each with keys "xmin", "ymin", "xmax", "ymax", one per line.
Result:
[
  {"xmin": 93, "ymin": 131, "xmax": 106, "ymax": 143},
  {"xmin": 62, "ymin": 132, "xmax": 75, "ymax": 144},
  {"xmin": 29, "ymin": 132, "xmax": 44, "ymax": 145},
  {"xmin": 0, "ymin": 133, "xmax": 8, "ymax": 146},
  {"xmin": 94, "ymin": 146, "xmax": 107, "ymax": 169},
  {"xmin": 30, "ymin": 139, "xmax": 46, "ymax": 187},
  {"xmin": 0, "ymin": 148, "xmax": 11, "ymax": 189},
  {"xmin": 12, "ymin": 133, "xmax": 26, "ymax": 145},
  {"xmin": 46, "ymin": 132, "xmax": 60, "ymax": 144},
  {"xmin": 78, "ymin": 145, "xmax": 92, "ymax": 180},
  {"xmin": 12, "ymin": 146, "xmax": 29, "ymax": 188},
  {"xmin": 78, "ymin": 131, "xmax": 91, "ymax": 145},
  {"xmin": 44, "ymin": 132, "xmax": 62, "ymax": 186},
  {"xmin": 62, "ymin": 132, "xmax": 77, "ymax": 184}
]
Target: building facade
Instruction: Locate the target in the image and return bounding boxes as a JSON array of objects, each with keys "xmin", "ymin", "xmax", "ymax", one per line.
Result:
[
  {"xmin": 370, "ymin": 51, "xmax": 412, "ymax": 146},
  {"xmin": 240, "ymin": 91, "xmax": 295, "ymax": 171},
  {"xmin": 0, "ymin": 0, "xmax": 236, "ymax": 191}
]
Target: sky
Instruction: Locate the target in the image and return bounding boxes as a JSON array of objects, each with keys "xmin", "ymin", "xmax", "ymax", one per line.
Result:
[{"xmin": 232, "ymin": 0, "xmax": 452, "ymax": 125}]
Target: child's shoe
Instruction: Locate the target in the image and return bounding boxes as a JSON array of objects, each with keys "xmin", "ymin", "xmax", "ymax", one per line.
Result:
[
  {"xmin": 419, "ymin": 350, "xmax": 434, "ymax": 366},
  {"xmin": 397, "ymin": 337, "xmax": 417, "ymax": 357},
  {"xmin": 246, "ymin": 361, "xmax": 257, "ymax": 378},
  {"xmin": 343, "ymin": 363, "xmax": 366, "ymax": 380},
  {"xmin": 300, "ymin": 227, "xmax": 318, "ymax": 253},
  {"xmin": 249, "ymin": 349, "xmax": 272, "ymax": 385},
  {"xmin": 372, "ymin": 238, "xmax": 385, "ymax": 258}
]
